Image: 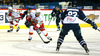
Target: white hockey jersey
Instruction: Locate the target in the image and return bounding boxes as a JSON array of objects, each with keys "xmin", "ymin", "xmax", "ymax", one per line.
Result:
[
  {"xmin": 8, "ymin": 11, "xmax": 21, "ymax": 21},
  {"xmin": 30, "ymin": 12, "xmax": 42, "ymax": 24}
]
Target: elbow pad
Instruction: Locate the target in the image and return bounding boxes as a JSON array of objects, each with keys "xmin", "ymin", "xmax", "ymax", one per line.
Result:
[{"xmin": 83, "ymin": 17, "xmax": 92, "ymax": 24}]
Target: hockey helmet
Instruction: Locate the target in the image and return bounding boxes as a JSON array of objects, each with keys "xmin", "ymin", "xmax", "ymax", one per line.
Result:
[
  {"xmin": 35, "ymin": 9, "xmax": 41, "ymax": 13},
  {"xmin": 8, "ymin": 7, "xmax": 13, "ymax": 11}
]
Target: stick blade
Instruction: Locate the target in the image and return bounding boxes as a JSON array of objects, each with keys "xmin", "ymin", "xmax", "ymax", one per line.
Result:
[
  {"xmin": 98, "ymin": 29, "xmax": 100, "ymax": 32},
  {"xmin": 44, "ymin": 41, "xmax": 50, "ymax": 44}
]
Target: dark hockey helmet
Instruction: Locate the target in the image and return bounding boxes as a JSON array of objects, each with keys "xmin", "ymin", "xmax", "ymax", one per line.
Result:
[
  {"xmin": 27, "ymin": 8, "xmax": 32, "ymax": 13},
  {"xmin": 55, "ymin": 6, "xmax": 59, "ymax": 11},
  {"xmin": 27, "ymin": 8, "xmax": 31, "ymax": 11},
  {"xmin": 68, "ymin": 1, "xmax": 77, "ymax": 7},
  {"xmin": 55, "ymin": 6, "xmax": 59, "ymax": 8}
]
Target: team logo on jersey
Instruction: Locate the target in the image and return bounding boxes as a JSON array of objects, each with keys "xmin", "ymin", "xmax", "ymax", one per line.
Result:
[
  {"xmin": 87, "ymin": 14, "xmax": 99, "ymax": 21},
  {"xmin": 66, "ymin": 17, "xmax": 76, "ymax": 22}
]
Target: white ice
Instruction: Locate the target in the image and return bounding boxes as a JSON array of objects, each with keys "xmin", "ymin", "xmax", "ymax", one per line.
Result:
[{"xmin": 0, "ymin": 28, "xmax": 100, "ymax": 56}]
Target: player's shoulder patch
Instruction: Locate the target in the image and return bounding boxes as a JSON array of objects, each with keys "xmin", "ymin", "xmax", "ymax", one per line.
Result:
[{"xmin": 60, "ymin": 10, "xmax": 62, "ymax": 13}]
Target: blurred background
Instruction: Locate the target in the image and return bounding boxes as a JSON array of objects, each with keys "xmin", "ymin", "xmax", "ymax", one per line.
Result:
[{"xmin": 0, "ymin": 0, "xmax": 100, "ymax": 9}]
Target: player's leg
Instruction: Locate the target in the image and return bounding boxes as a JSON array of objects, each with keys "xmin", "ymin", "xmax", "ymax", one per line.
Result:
[
  {"xmin": 7, "ymin": 21, "xmax": 13, "ymax": 32},
  {"xmin": 56, "ymin": 17, "xmax": 60, "ymax": 31},
  {"xmin": 72, "ymin": 25, "xmax": 89, "ymax": 54},
  {"xmin": 39, "ymin": 23, "xmax": 52, "ymax": 41},
  {"xmin": 13, "ymin": 20, "xmax": 20, "ymax": 32},
  {"xmin": 28, "ymin": 26, "xmax": 34, "ymax": 41},
  {"xmin": 41, "ymin": 31, "xmax": 52, "ymax": 41},
  {"xmin": 56, "ymin": 25, "xmax": 70, "ymax": 51}
]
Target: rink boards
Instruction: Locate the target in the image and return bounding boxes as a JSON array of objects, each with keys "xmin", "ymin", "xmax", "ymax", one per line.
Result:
[{"xmin": 0, "ymin": 9, "xmax": 100, "ymax": 29}]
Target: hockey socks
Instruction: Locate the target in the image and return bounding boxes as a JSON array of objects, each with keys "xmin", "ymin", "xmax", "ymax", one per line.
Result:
[
  {"xmin": 56, "ymin": 35, "xmax": 64, "ymax": 51},
  {"xmin": 28, "ymin": 32, "xmax": 33, "ymax": 41},
  {"xmin": 57, "ymin": 26, "xmax": 60, "ymax": 31},
  {"xmin": 7, "ymin": 26, "xmax": 13, "ymax": 32}
]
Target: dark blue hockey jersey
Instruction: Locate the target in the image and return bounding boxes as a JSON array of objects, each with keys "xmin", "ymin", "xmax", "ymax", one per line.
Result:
[
  {"xmin": 51, "ymin": 8, "xmax": 63, "ymax": 18},
  {"xmin": 62, "ymin": 7, "xmax": 92, "ymax": 24}
]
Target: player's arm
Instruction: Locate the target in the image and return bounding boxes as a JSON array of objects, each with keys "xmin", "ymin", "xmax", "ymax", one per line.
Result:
[
  {"xmin": 32, "ymin": 17, "xmax": 44, "ymax": 30},
  {"xmin": 38, "ymin": 20, "xmax": 45, "ymax": 31},
  {"xmin": 59, "ymin": 9, "xmax": 63, "ymax": 19},
  {"xmin": 36, "ymin": 17, "xmax": 43, "ymax": 25},
  {"xmin": 21, "ymin": 11, "xmax": 28, "ymax": 19},
  {"xmin": 37, "ymin": 17, "xmax": 44, "ymax": 26},
  {"xmin": 78, "ymin": 9, "xmax": 97, "ymax": 30},
  {"xmin": 7, "ymin": 12, "xmax": 13, "ymax": 21},
  {"xmin": 61, "ymin": 9, "xmax": 67, "ymax": 20},
  {"xmin": 51, "ymin": 9, "xmax": 56, "ymax": 17}
]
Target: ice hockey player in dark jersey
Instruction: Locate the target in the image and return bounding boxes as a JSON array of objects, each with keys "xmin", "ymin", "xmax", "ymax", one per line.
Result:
[
  {"xmin": 21, "ymin": 8, "xmax": 31, "ymax": 20},
  {"xmin": 51, "ymin": 6, "xmax": 63, "ymax": 31},
  {"xmin": 56, "ymin": 4, "xmax": 97, "ymax": 54}
]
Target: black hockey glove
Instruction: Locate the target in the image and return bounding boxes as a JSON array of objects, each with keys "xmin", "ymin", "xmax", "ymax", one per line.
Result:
[
  {"xmin": 51, "ymin": 14, "xmax": 55, "ymax": 17},
  {"xmin": 51, "ymin": 12, "xmax": 56, "ymax": 17},
  {"xmin": 91, "ymin": 22, "xmax": 97, "ymax": 30}
]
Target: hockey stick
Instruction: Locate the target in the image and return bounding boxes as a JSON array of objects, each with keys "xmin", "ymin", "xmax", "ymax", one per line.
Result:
[
  {"xmin": 46, "ymin": 17, "xmax": 52, "ymax": 29},
  {"xmin": 97, "ymin": 29, "xmax": 100, "ymax": 32},
  {"xmin": 36, "ymin": 30, "xmax": 50, "ymax": 44}
]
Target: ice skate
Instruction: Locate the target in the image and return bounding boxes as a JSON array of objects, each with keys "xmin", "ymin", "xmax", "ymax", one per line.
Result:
[
  {"xmin": 28, "ymin": 37, "xmax": 32, "ymax": 41},
  {"xmin": 83, "ymin": 45, "xmax": 89, "ymax": 55},
  {"xmin": 57, "ymin": 28, "xmax": 60, "ymax": 31},
  {"xmin": 16, "ymin": 27, "xmax": 20, "ymax": 32},
  {"xmin": 56, "ymin": 43, "xmax": 61, "ymax": 51},
  {"xmin": 7, "ymin": 29, "xmax": 13, "ymax": 32}
]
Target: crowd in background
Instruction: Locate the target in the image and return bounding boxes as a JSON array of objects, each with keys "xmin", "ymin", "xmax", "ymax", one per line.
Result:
[{"xmin": 0, "ymin": 0, "xmax": 100, "ymax": 9}]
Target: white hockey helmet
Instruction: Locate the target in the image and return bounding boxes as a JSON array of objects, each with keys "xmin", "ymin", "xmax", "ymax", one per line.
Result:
[
  {"xmin": 35, "ymin": 9, "xmax": 41, "ymax": 13},
  {"xmin": 8, "ymin": 7, "xmax": 13, "ymax": 11}
]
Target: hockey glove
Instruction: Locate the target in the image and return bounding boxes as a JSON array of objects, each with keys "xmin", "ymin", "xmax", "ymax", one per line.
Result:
[
  {"xmin": 51, "ymin": 14, "xmax": 55, "ymax": 17},
  {"xmin": 33, "ymin": 26, "xmax": 39, "ymax": 30},
  {"xmin": 51, "ymin": 13, "xmax": 56, "ymax": 17},
  {"xmin": 91, "ymin": 22, "xmax": 97, "ymax": 30}
]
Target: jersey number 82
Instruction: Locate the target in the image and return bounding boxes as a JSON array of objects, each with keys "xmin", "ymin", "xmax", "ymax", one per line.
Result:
[{"xmin": 68, "ymin": 11, "xmax": 78, "ymax": 17}]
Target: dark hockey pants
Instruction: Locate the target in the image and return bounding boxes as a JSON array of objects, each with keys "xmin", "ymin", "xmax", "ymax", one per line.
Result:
[
  {"xmin": 56, "ymin": 17, "xmax": 60, "ymax": 29},
  {"xmin": 57, "ymin": 24, "xmax": 87, "ymax": 47}
]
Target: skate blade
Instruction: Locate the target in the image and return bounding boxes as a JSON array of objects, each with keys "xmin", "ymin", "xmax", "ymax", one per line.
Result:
[
  {"xmin": 16, "ymin": 29, "xmax": 19, "ymax": 32},
  {"xmin": 7, "ymin": 30, "xmax": 12, "ymax": 32},
  {"xmin": 56, "ymin": 47, "xmax": 60, "ymax": 52},
  {"xmin": 86, "ymin": 50, "xmax": 89, "ymax": 55},
  {"xmin": 56, "ymin": 47, "xmax": 59, "ymax": 52},
  {"xmin": 28, "ymin": 38, "xmax": 32, "ymax": 41},
  {"xmin": 86, "ymin": 51, "xmax": 89, "ymax": 55}
]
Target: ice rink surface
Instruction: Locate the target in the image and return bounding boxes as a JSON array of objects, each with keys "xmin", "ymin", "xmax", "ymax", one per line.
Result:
[{"xmin": 0, "ymin": 28, "xmax": 100, "ymax": 56}]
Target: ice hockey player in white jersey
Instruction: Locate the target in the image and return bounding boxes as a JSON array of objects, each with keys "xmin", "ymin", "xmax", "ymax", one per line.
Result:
[
  {"xmin": 56, "ymin": 4, "xmax": 98, "ymax": 54},
  {"xmin": 24, "ymin": 9, "xmax": 52, "ymax": 41},
  {"xmin": 7, "ymin": 7, "xmax": 22, "ymax": 32}
]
